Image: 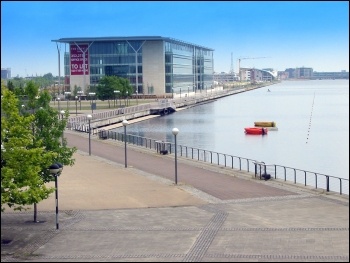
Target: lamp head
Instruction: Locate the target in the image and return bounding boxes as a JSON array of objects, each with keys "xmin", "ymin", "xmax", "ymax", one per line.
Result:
[
  {"xmin": 49, "ymin": 163, "xmax": 60, "ymax": 175},
  {"xmin": 172, "ymin": 128, "xmax": 179, "ymax": 136}
]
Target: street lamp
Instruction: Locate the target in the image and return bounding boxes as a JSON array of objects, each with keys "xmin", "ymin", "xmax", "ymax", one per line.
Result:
[
  {"xmin": 172, "ymin": 128, "xmax": 179, "ymax": 184},
  {"xmin": 188, "ymin": 86, "xmax": 190, "ymax": 97},
  {"xmin": 114, "ymin": 90, "xmax": 120, "ymax": 108},
  {"xmin": 75, "ymin": 96, "xmax": 78, "ymax": 116},
  {"xmin": 57, "ymin": 97, "xmax": 60, "ymax": 111},
  {"xmin": 77, "ymin": 91, "xmax": 83, "ymax": 110},
  {"xmin": 88, "ymin": 92, "xmax": 96, "ymax": 114},
  {"xmin": 136, "ymin": 90, "xmax": 138, "ymax": 105},
  {"xmin": 60, "ymin": 110, "xmax": 65, "ymax": 145},
  {"xmin": 64, "ymin": 92, "xmax": 71, "ymax": 110},
  {"xmin": 49, "ymin": 162, "xmax": 63, "ymax": 230},
  {"xmin": 122, "ymin": 119, "xmax": 129, "ymax": 168},
  {"xmin": 60, "ymin": 110, "xmax": 65, "ymax": 120},
  {"xmin": 87, "ymin": 114, "xmax": 92, "ymax": 155},
  {"xmin": 172, "ymin": 88, "xmax": 174, "ymax": 99}
]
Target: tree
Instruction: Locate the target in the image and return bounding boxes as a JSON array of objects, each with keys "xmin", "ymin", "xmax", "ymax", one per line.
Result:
[
  {"xmin": 1, "ymin": 87, "xmax": 56, "ymax": 212},
  {"xmin": 7, "ymin": 80, "xmax": 15, "ymax": 92},
  {"xmin": 1, "ymin": 82, "xmax": 77, "ymax": 217},
  {"xmin": 96, "ymin": 76, "xmax": 121, "ymax": 108}
]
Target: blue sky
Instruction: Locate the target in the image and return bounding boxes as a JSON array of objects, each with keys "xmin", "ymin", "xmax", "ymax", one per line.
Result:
[{"xmin": 1, "ymin": 1, "xmax": 349, "ymax": 77}]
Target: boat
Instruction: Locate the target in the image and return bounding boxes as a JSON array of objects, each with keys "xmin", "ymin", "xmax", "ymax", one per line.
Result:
[
  {"xmin": 244, "ymin": 127, "xmax": 268, "ymax": 135},
  {"xmin": 254, "ymin": 121, "xmax": 278, "ymax": 131},
  {"xmin": 254, "ymin": 121, "xmax": 276, "ymax": 127}
]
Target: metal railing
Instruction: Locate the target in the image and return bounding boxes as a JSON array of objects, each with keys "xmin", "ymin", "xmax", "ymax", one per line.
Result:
[{"xmin": 95, "ymin": 130, "xmax": 349, "ymax": 196}]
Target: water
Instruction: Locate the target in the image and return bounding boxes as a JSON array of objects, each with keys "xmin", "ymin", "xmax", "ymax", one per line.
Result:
[{"xmin": 114, "ymin": 80, "xmax": 349, "ymax": 181}]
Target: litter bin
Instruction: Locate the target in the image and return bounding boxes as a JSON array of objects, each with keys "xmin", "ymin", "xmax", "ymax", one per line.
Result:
[
  {"xmin": 98, "ymin": 129, "xmax": 108, "ymax": 140},
  {"xmin": 91, "ymin": 103, "xmax": 96, "ymax": 110},
  {"xmin": 155, "ymin": 140, "xmax": 168, "ymax": 155}
]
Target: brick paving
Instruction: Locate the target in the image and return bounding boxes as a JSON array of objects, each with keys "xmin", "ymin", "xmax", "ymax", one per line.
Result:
[{"xmin": 1, "ymin": 130, "xmax": 348, "ymax": 262}]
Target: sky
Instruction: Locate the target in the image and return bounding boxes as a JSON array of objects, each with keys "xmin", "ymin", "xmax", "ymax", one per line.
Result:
[{"xmin": 1, "ymin": 1, "xmax": 349, "ymax": 78}]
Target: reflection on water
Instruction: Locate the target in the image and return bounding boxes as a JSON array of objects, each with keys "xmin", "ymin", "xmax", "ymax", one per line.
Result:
[{"xmin": 114, "ymin": 80, "xmax": 349, "ymax": 180}]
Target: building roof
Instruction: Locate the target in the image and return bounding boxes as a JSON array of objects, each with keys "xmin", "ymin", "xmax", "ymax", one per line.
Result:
[{"xmin": 51, "ymin": 36, "xmax": 214, "ymax": 51}]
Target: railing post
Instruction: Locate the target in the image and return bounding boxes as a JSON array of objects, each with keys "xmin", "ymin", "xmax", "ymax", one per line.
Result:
[
  {"xmin": 315, "ymin": 173, "xmax": 318, "ymax": 189},
  {"xmin": 326, "ymin": 176, "xmax": 330, "ymax": 192}
]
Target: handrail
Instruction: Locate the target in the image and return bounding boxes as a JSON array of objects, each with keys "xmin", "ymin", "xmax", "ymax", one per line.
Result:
[{"xmin": 93, "ymin": 130, "xmax": 349, "ymax": 196}]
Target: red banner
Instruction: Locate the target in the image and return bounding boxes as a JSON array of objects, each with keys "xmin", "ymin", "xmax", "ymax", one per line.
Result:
[{"xmin": 70, "ymin": 44, "xmax": 89, "ymax": 75}]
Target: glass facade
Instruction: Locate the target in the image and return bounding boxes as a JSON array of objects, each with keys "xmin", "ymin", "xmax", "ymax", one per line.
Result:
[
  {"xmin": 88, "ymin": 41, "xmax": 143, "ymax": 93},
  {"xmin": 61, "ymin": 37, "xmax": 213, "ymax": 95},
  {"xmin": 165, "ymin": 41, "xmax": 214, "ymax": 94}
]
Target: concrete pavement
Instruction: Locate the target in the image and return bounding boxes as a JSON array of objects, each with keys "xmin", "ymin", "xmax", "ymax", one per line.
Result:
[{"xmin": 1, "ymin": 130, "xmax": 349, "ymax": 262}]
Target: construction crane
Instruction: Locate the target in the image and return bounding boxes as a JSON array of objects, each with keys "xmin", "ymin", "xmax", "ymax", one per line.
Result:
[{"xmin": 237, "ymin": 57, "xmax": 270, "ymax": 75}]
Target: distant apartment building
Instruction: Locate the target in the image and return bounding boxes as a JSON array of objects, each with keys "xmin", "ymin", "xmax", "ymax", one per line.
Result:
[
  {"xmin": 281, "ymin": 67, "xmax": 348, "ymax": 80},
  {"xmin": 51, "ymin": 36, "xmax": 214, "ymax": 96},
  {"xmin": 240, "ymin": 68, "xmax": 275, "ymax": 82},
  {"xmin": 312, "ymin": 70, "xmax": 349, "ymax": 79},
  {"xmin": 1, "ymin": 68, "xmax": 11, "ymax": 79},
  {"xmin": 295, "ymin": 67, "xmax": 313, "ymax": 79},
  {"xmin": 213, "ymin": 72, "xmax": 238, "ymax": 83}
]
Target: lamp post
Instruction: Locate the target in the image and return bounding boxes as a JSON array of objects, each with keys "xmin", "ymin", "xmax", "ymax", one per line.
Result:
[
  {"xmin": 60, "ymin": 110, "xmax": 65, "ymax": 145},
  {"xmin": 64, "ymin": 92, "xmax": 71, "ymax": 110},
  {"xmin": 114, "ymin": 90, "xmax": 120, "ymax": 108},
  {"xmin": 77, "ymin": 91, "xmax": 83, "ymax": 110},
  {"xmin": 172, "ymin": 128, "xmax": 179, "ymax": 184},
  {"xmin": 49, "ymin": 162, "xmax": 63, "ymax": 230},
  {"xmin": 172, "ymin": 88, "xmax": 174, "ymax": 99},
  {"xmin": 188, "ymin": 86, "xmax": 190, "ymax": 97},
  {"xmin": 60, "ymin": 110, "xmax": 65, "ymax": 120},
  {"xmin": 75, "ymin": 96, "xmax": 78, "ymax": 116},
  {"xmin": 136, "ymin": 90, "xmax": 138, "ymax": 105},
  {"xmin": 122, "ymin": 119, "xmax": 129, "ymax": 168},
  {"xmin": 87, "ymin": 114, "xmax": 92, "ymax": 155},
  {"xmin": 57, "ymin": 97, "xmax": 60, "ymax": 111},
  {"xmin": 88, "ymin": 92, "xmax": 95, "ymax": 114}
]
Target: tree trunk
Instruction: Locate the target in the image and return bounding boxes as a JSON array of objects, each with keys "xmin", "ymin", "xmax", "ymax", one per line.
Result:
[{"xmin": 33, "ymin": 203, "xmax": 38, "ymax": 222}]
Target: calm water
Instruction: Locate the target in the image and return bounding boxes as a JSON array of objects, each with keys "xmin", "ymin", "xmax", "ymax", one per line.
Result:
[{"xmin": 115, "ymin": 80, "xmax": 349, "ymax": 180}]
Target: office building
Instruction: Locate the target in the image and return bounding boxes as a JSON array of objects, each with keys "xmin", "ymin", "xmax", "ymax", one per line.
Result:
[
  {"xmin": 1, "ymin": 68, "xmax": 11, "ymax": 79},
  {"xmin": 52, "ymin": 36, "xmax": 214, "ymax": 96}
]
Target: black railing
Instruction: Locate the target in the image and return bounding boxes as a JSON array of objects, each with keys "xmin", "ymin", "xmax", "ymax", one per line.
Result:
[{"xmin": 96, "ymin": 130, "xmax": 349, "ymax": 196}]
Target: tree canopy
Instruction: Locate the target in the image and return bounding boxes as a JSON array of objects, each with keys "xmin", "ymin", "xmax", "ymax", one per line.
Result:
[
  {"xmin": 1, "ymin": 81, "xmax": 76, "ymax": 212},
  {"xmin": 96, "ymin": 75, "xmax": 134, "ymax": 107}
]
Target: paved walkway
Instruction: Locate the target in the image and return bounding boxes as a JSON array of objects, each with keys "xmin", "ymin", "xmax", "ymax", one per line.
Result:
[{"xmin": 1, "ymin": 131, "xmax": 349, "ymax": 262}]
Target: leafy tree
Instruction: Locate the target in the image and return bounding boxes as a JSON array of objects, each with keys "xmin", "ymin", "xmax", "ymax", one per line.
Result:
[
  {"xmin": 1, "ymin": 87, "xmax": 55, "ymax": 212},
  {"xmin": 72, "ymin": 85, "xmax": 82, "ymax": 97},
  {"xmin": 43, "ymin": 73, "xmax": 54, "ymax": 82},
  {"xmin": 96, "ymin": 76, "xmax": 133, "ymax": 107},
  {"xmin": 118, "ymin": 77, "xmax": 133, "ymax": 106},
  {"xmin": 1, "ymin": 82, "xmax": 77, "ymax": 217},
  {"xmin": 7, "ymin": 80, "xmax": 15, "ymax": 92},
  {"xmin": 96, "ymin": 76, "xmax": 121, "ymax": 108}
]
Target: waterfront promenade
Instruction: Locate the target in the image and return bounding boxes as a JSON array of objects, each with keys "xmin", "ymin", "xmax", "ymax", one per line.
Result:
[{"xmin": 1, "ymin": 129, "xmax": 348, "ymax": 262}]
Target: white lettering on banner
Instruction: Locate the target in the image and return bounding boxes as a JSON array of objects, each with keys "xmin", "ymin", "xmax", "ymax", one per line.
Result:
[{"xmin": 70, "ymin": 44, "xmax": 89, "ymax": 75}]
